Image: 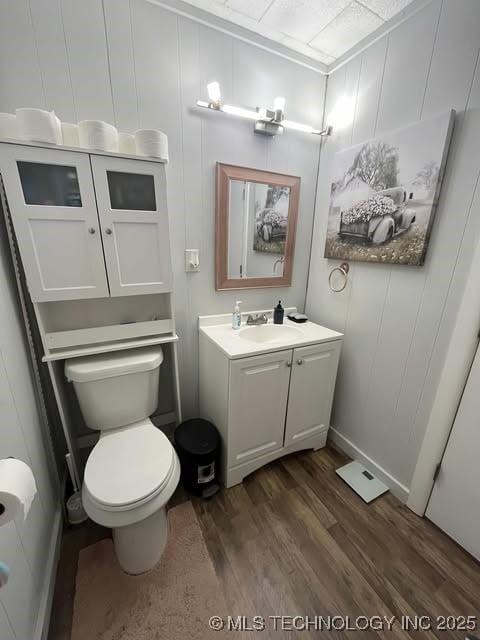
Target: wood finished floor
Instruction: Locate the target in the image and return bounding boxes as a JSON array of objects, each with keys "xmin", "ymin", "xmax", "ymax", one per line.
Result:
[{"xmin": 48, "ymin": 445, "xmax": 480, "ymax": 639}]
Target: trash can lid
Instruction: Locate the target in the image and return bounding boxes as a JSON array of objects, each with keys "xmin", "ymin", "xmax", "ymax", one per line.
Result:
[{"xmin": 175, "ymin": 419, "xmax": 220, "ymax": 456}]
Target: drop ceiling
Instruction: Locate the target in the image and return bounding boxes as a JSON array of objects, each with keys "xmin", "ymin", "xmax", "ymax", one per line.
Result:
[{"xmin": 180, "ymin": 0, "xmax": 416, "ymax": 64}]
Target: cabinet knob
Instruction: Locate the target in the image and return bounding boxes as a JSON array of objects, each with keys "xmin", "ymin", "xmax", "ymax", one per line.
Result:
[
  {"xmin": 286, "ymin": 361, "xmax": 292, "ymax": 367},
  {"xmin": 87, "ymin": 227, "xmax": 96, "ymax": 235},
  {"xmin": 105, "ymin": 228, "xmax": 113, "ymax": 235},
  {"xmin": 297, "ymin": 359, "xmax": 303, "ymax": 365}
]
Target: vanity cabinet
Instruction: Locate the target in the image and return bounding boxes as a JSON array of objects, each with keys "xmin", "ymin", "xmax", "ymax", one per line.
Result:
[
  {"xmin": 0, "ymin": 143, "xmax": 172, "ymax": 302},
  {"xmin": 199, "ymin": 326, "xmax": 342, "ymax": 487}
]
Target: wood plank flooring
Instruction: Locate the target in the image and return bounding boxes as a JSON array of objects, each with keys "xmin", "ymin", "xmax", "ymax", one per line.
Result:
[{"xmin": 48, "ymin": 445, "xmax": 480, "ymax": 639}]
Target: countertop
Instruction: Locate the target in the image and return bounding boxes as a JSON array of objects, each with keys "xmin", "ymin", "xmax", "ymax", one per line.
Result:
[{"xmin": 199, "ymin": 312, "xmax": 343, "ymax": 360}]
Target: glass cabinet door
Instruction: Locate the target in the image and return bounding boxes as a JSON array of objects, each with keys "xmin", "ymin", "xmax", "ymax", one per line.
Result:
[
  {"xmin": 106, "ymin": 171, "xmax": 156, "ymax": 211},
  {"xmin": 90, "ymin": 155, "xmax": 172, "ymax": 297},
  {"xmin": 0, "ymin": 144, "xmax": 109, "ymax": 302},
  {"xmin": 17, "ymin": 161, "xmax": 82, "ymax": 207}
]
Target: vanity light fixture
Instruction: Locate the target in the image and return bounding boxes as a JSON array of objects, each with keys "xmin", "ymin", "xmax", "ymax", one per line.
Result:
[{"xmin": 197, "ymin": 83, "xmax": 331, "ymax": 138}]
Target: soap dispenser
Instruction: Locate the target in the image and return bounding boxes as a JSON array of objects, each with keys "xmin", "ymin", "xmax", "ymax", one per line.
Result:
[
  {"xmin": 273, "ymin": 300, "xmax": 284, "ymax": 324},
  {"xmin": 232, "ymin": 301, "xmax": 242, "ymax": 330}
]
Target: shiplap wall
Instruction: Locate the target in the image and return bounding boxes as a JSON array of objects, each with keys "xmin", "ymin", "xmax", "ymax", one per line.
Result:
[
  {"xmin": 306, "ymin": 0, "xmax": 480, "ymax": 494},
  {"xmin": 0, "ymin": 225, "xmax": 58, "ymax": 638},
  {"xmin": 0, "ymin": 0, "xmax": 326, "ymax": 420}
]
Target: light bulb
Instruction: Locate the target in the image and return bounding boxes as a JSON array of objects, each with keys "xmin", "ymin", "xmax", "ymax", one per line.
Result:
[
  {"xmin": 327, "ymin": 95, "xmax": 355, "ymax": 130},
  {"xmin": 222, "ymin": 104, "xmax": 259, "ymax": 120},
  {"xmin": 282, "ymin": 120, "xmax": 322, "ymax": 134},
  {"xmin": 273, "ymin": 96, "xmax": 286, "ymax": 112},
  {"xmin": 207, "ymin": 81, "xmax": 221, "ymax": 104}
]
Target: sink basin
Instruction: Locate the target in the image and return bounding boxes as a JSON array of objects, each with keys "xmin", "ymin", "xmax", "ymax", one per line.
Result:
[{"xmin": 238, "ymin": 324, "xmax": 304, "ymax": 344}]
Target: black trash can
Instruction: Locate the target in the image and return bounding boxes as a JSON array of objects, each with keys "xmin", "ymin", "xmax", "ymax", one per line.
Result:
[{"xmin": 174, "ymin": 419, "xmax": 221, "ymax": 498}]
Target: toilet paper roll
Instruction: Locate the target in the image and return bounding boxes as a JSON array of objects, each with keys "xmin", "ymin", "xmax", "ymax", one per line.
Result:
[
  {"xmin": 61, "ymin": 122, "xmax": 79, "ymax": 147},
  {"xmin": 0, "ymin": 113, "xmax": 17, "ymax": 139},
  {"xmin": 52, "ymin": 112, "xmax": 63, "ymax": 145},
  {"xmin": 0, "ymin": 458, "xmax": 37, "ymax": 526},
  {"xmin": 134, "ymin": 129, "xmax": 169, "ymax": 162},
  {"xmin": 16, "ymin": 108, "xmax": 63, "ymax": 145},
  {"xmin": 78, "ymin": 120, "xmax": 119, "ymax": 152},
  {"xmin": 118, "ymin": 132, "xmax": 136, "ymax": 155}
]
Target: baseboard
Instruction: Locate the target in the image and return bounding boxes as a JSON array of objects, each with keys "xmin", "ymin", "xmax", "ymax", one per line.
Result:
[
  {"xmin": 34, "ymin": 505, "xmax": 63, "ymax": 640},
  {"xmin": 328, "ymin": 427, "xmax": 410, "ymax": 503}
]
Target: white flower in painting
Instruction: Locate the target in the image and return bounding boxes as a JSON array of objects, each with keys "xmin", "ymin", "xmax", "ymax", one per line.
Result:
[
  {"xmin": 342, "ymin": 194, "xmax": 395, "ymax": 225},
  {"xmin": 263, "ymin": 209, "xmax": 287, "ymax": 227}
]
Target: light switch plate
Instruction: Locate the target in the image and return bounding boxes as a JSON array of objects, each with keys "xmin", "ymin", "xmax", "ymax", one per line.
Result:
[{"xmin": 185, "ymin": 249, "xmax": 200, "ymax": 272}]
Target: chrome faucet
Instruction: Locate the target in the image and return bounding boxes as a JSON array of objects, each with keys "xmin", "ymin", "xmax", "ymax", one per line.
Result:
[{"xmin": 246, "ymin": 313, "xmax": 269, "ymax": 325}]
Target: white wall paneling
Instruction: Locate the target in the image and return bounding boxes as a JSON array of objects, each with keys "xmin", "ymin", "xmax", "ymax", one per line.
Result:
[
  {"xmin": 28, "ymin": 0, "xmax": 77, "ymax": 122},
  {"xmin": 306, "ymin": 0, "xmax": 480, "ymax": 495},
  {"xmin": 0, "ymin": 603, "xmax": 15, "ymax": 640},
  {"xmin": 0, "ymin": 209, "xmax": 59, "ymax": 637},
  {"xmin": 61, "ymin": 0, "xmax": 115, "ymax": 123}
]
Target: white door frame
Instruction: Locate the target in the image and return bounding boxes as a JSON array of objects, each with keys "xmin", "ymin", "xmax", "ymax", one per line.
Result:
[{"xmin": 407, "ymin": 237, "xmax": 480, "ymax": 515}]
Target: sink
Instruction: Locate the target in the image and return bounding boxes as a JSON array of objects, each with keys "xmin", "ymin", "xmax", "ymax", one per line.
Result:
[{"xmin": 238, "ymin": 324, "xmax": 304, "ymax": 344}]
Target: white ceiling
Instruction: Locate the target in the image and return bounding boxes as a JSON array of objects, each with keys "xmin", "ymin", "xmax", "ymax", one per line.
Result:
[{"xmin": 180, "ymin": 0, "xmax": 416, "ymax": 64}]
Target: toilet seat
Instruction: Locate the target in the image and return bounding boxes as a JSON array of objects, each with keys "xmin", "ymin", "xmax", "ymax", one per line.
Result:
[{"xmin": 84, "ymin": 418, "xmax": 175, "ymax": 512}]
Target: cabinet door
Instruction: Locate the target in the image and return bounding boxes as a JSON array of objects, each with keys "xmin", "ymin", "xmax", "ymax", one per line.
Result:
[
  {"xmin": 90, "ymin": 155, "xmax": 172, "ymax": 296},
  {"xmin": 0, "ymin": 144, "xmax": 109, "ymax": 301},
  {"xmin": 284, "ymin": 341, "xmax": 341, "ymax": 446},
  {"xmin": 228, "ymin": 350, "xmax": 292, "ymax": 467}
]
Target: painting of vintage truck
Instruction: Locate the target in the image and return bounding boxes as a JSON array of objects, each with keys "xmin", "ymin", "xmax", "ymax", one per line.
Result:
[
  {"xmin": 338, "ymin": 187, "xmax": 416, "ymax": 244},
  {"xmin": 254, "ymin": 184, "xmax": 290, "ymax": 255},
  {"xmin": 324, "ymin": 110, "xmax": 454, "ymax": 266}
]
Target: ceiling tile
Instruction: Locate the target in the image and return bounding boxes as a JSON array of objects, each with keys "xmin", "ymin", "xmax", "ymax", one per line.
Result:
[
  {"xmin": 359, "ymin": 0, "xmax": 413, "ymax": 20},
  {"xmin": 180, "ymin": 0, "xmax": 227, "ymax": 13},
  {"xmin": 223, "ymin": 8, "xmax": 287, "ymax": 41},
  {"xmin": 280, "ymin": 35, "xmax": 335, "ymax": 64},
  {"xmin": 310, "ymin": 1, "xmax": 383, "ymax": 57},
  {"xmin": 261, "ymin": 0, "xmax": 351, "ymax": 43},
  {"xmin": 226, "ymin": 0, "xmax": 274, "ymax": 21},
  {"xmin": 180, "ymin": 0, "xmax": 416, "ymax": 63}
]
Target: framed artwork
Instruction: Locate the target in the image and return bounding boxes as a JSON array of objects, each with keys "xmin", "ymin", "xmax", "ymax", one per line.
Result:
[{"xmin": 324, "ymin": 110, "xmax": 455, "ymax": 266}]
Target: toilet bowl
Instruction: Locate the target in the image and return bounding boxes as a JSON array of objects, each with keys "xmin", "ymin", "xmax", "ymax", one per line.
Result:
[{"xmin": 65, "ymin": 346, "xmax": 180, "ymax": 575}]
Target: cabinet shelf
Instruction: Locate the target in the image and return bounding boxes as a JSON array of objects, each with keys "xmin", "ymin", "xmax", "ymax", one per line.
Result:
[
  {"xmin": 41, "ymin": 318, "xmax": 177, "ymax": 361},
  {"xmin": 0, "ymin": 137, "xmax": 167, "ymax": 164},
  {"xmin": 42, "ymin": 332, "xmax": 178, "ymax": 362}
]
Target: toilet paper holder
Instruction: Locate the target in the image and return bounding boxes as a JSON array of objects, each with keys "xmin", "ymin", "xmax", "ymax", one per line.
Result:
[
  {"xmin": 0, "ymin": 458, "xmax": 14, "ymax": 589},
  {"xmin": 0, "ymin": 457, "xmax": 14, "ymax": 517}
]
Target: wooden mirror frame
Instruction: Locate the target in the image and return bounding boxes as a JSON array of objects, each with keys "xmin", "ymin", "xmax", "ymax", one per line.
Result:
[{"xmin": 215, "ymin": 163, "xmax": 300, "ymax": 290}]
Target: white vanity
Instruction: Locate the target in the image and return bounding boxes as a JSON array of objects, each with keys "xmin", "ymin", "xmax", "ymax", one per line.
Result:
[{"xmin": 199, "ymin": 311, "xmax": 343, "ymax": 487}]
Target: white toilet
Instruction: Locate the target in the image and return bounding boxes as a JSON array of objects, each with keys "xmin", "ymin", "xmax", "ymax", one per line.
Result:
[{"xmin": 65, "ymin": 346, "xmax": 180, "ymax": 575}]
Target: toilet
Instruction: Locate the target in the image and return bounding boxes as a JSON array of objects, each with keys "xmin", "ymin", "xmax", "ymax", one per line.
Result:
[{"xmin": 65, "ymin": 346, "xmax": 180, "ymax": 575}]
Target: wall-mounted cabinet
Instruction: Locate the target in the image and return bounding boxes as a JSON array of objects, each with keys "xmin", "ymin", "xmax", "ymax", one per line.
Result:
[
  {"xmin": 0, "ymin": 140, "xmax": 181, "ymax": 493},
  {"xmin": 0, "ymin": 143, "xmax": 172, "ymax": 302}
]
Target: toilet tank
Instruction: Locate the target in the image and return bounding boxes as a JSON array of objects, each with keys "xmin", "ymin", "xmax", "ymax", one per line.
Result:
[{"xmin": 65, "ymin": 346, "xmax": 164, "ymax": 431}]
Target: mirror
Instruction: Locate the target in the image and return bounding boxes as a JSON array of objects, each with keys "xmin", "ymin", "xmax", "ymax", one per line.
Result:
[{"xmin": 216, "ymin": 163, "xmax": 300, "ymax": 290}]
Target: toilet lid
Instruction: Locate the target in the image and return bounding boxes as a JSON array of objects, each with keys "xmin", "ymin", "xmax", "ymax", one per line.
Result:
[{"xmin": 84, "ymin": 419, "xmax": 174, "ymax": 509}]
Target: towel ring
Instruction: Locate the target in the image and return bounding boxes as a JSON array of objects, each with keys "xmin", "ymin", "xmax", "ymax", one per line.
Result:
[{"xmin": 329, "ymin": 262, "xmax": 349, "ymax": 292}]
